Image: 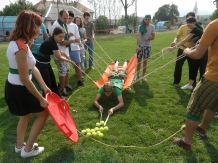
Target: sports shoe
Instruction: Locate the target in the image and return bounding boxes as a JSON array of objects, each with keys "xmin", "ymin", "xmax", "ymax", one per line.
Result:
[
  {"xmin": 21, "ymin": 146, "xmax": 44, "ymax": 158},
  {"xmin": 173, "ymin": 83, "xmax": 180, "ymax": 87},
  {"xmin": 134, "ymin": 75, "xmax": 140, "ymax": 81},
  {"xmin": 78, "ymin": 80, "xmax": 84, "ymax": 86},
  {"xmin": 174, "ymin": 137, "xmax": 191, "ymax": 150},
  {"xmin": 65, "ymin": 85, "xmax": 73, "ymax": 91},
  {"xmin": 15, "ymin": 142, "xmax": 38, "ymax": 153},
  {"xmin": 60, "ymin": 88, "xmax": 68, "ymax": 96},
  {"xmin": 114, "ymin": 59, "xmax": 118, "ymax": 63},
  {"xmin": 181, "ymin": 84, "xmax": 193, "ymax": 90},
  {"xmin": 215, "ymin": 112, "xmax": 218, "ymax": 118},
  {"xmin": 142, "ymin": 76, "xmax": 147, "ymax": 82},
  {"xmin": 196, "ymin": 126, "xmax": 206, "ymax": 137}
]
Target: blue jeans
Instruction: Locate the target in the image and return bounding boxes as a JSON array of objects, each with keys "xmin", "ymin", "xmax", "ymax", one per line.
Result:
[{"xmin": 84, "ymin": 42, "xmax": 94, "ymax": 68}]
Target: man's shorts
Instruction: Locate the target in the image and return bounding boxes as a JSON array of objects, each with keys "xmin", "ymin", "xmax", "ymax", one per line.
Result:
[
  {"xmin": 187, "ymin": 77, "xmax": 218, "ymax": 117},
  {"xmin": 137, "ymin": 45, "xmax": 151, "ymax": 59},
  {"xmin": 109, "ymin": 70, "xmax": 127, "ymax": 80},
  {"xmin": 69, "ymin": 50, "xmax": 81, "ymax": 63},
  {"xmin": 54, "ymin": 59, "xmax": 70, "ymax": 77}
]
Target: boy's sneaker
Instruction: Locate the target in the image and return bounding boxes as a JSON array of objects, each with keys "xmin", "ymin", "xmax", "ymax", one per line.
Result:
[
  {"xmin": 78, "ymin": 80, "xmax": 84, "ymax": 86},
  {"xmin": 181, "ymin": 84, "xmax": 193, "ymax": 90},
  {"xmin": 134, "ymin": 75, "xmax": 140, "ymax": 81},
  {"xmin": 15, "ymin": 142, "xmax": 38, "ymax": 153},
  {"xmin": 65, "ymin": 85, "xmax": 73, "ymax": 91},
  {"xmin": 214, "ymin": 112, "xmax": 218, "ymax": 118},
  {"xmin": 196, "ymin": 126, "xmax": 206, "ymax": 137},
  {"xmin": 142, "ymin": 76, "xmax": 147, "ymax": 82},
  {"xmin": 21, "ymin": 146, "xmax": 44, "ymax": 158},
  {"xmin": 60, "ymin": 88, "xmax": 68, "ymax": 96}
]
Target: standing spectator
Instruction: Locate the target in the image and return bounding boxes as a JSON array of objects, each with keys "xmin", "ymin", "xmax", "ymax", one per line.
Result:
[
  {"xmin": 67, "ymin": 11, "xmax": 84, "ymax": 86},
  {"xmin": 135, "ymin": 14, "xmax": 155, "ymax": 81},
  {"xmin": 31, "ymin": 10, "xmax": 49, "ymax": 54},
  {"xmin": 34, "ymin": 27, "xmax": 75, "ymax": 98},
  {"xmin": 51, "ymin": 9, "xmax": 73, "ymax": 96},
  {"xmin": 168, "ymin": 16, "xmax": 207, "ymax": 90},
  {"xmin": 74, "ymin": 16, "xmax": 87, "ymax": 78},
  {"xmin": 170, "ymin": 12, "xmax": 196, "ymax": 87},
  {"xmin": 4, "ymin": 10, "xmax": 50, "ymax": 158},
  {"xmin": 83, "ymin": 11, "xmax": 95, "ymax": 69},
  {"xmin": 173, "ymin": 0, "xmax": 218, "ymax": 150}
]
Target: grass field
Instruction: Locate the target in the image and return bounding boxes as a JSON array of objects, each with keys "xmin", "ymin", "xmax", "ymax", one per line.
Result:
[{"xmin": 0, "ymin": 31, "xmax": 218, "ymax": 163}]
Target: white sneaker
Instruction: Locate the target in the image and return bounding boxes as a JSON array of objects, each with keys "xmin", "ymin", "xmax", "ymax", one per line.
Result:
[
  {"xmin": 15, "ymin": 142, "xmax": 38, "ymax": 153},
  {"xmin": 142, "ymin": 76, "xmax": 147, "ymax": 82},
  {"xmin": 134, "ymin": 75, "xmax": 139, "ymax": 81},
  {"xmin": 21, "ymin": 146, "xmax": 44, "ymax": 158},
  {"xmin": 181, "ymin": 84, "xmax": 193, "ymax": 90}
]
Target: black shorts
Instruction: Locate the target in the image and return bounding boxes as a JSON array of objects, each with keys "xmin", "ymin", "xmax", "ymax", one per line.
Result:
[{"xmin": 4, "ymin": 80, "xmax": 45, "ymax": 116}]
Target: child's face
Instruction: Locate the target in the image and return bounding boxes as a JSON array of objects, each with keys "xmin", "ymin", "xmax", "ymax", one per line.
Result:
[{"xmin": 104, "ymin": 91, "xmax": 112, "ymax": 97}]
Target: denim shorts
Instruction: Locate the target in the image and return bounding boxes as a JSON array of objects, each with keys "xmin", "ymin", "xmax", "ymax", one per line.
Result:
[{"xmin": 69, "ymin": 50, "xmax": 81, "ymax": 63}]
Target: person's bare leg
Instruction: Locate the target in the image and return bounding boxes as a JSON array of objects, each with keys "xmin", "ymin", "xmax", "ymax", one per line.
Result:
[
  {"xmin": 59, "ymin": 76, "xmax": 65, "ymax": 90},
  {"xmin": 16, "ymin": 114, "xmax": 31, "ymax": 148},
  {"xmin": 24, "ymin": 110, "xmax": 48, "ymax": 151},
  {"xmin": 183, "ymin": 118, "xmax": 198, "ymax": 144},
  {"xmin": 199, "ymin": 109, "xmax": 216, "ymax": 130},
  {"xmin": 136, "ymin": 58, "xmax": 141, "ymax": 76},
  {"xmin": 65, "ymin": 73, "xmax": 69, "ymax": 87},
  {"xmin": 142, "ymin": 59, "xmax": 147, "ymax": 77}
]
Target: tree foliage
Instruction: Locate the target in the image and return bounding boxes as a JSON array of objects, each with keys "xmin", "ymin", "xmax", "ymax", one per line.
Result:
[
  {"xmin": 152, "ymin": 4, "xmax": 179, "ymax": 24},
  {"xmin": 118, "ymin": 14, "xmax": 139, "ymax": 27},
  {"xmin": 1, "ymin": 0, "xmax": 36, "ymax": 16},
  {"xmin": 210, "ymin": 9, "xmax": 218, "ymax": 20},
  {"xmin": 95, "ymin": 15, "xmax": 108, "ymax": 29}
]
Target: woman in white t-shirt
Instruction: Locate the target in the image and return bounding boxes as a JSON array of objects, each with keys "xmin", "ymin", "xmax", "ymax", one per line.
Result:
[{"xmin": 4, "ymin": 10, "xmax": 51, "ymax": 158}]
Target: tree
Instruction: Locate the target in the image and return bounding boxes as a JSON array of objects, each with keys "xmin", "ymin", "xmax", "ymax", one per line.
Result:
[
  {"xmin": 96, "ymin": 15, "xmax": 108, "ymax": 29},
  {"xmin": 2, "ymin": 0, "xmax": 36, "ymax": 16},
  {"xmin": 152, "ymin": 4, "xmax": 179, "ymax": 24},
  {"xmin": 105, "ymin": 0, "xmax": 113, "ymax": 25},
  {"xmin": 210, "ymin": 9, "xmax": 218, "ymax": 20},
  {"xmin": 120, "ymin": 0, "xmax": 135, "ymax": 26},
  {"xmin": 87, "ymin": 0, "xmax": 98, "ymax": 19},
  {"xmin": 111, "ymin": 0, "xmax": 122, "ymax": 26}
]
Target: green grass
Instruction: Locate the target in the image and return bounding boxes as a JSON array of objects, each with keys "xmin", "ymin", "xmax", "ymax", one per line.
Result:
[{"xmin": 0, "ymin": 32, "xmax": 218, "ymax": 163}]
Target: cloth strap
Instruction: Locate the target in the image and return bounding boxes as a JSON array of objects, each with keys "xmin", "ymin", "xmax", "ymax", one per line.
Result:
[{"xmin": 57, "ymin": 18, "xmax": 71, "ymax": 51}]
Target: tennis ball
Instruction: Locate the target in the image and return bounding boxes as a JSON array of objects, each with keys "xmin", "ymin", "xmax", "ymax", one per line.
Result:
[
  {"xmin": 99, "ymin": 127, "xmax": 104, "ymax": 131},
  {"xmin": 96, "ymin": 131, "xmax": 101, "ymax": 134},
  {"xmin": 86, "ymin": 128, "xmax": 91, "ymax": 132},
  {"xmin": 98, "ymin": 133, "xmax": 104, "ymax": 137},
  {"xmin": 86, "ymin": 132, "xmax": 91, "ymax": 137},
  {"xmin": 81, "ymin": 130, "xmax": 86, "ymax": 134},
  {"xmin": 94, "ymin": 127, "xmax": 99, "ymax": 131},
  {"xmin": 90, "ymin": 129, "xmax": 95, "ymax": 133},
  {"xmin": 92, "ymin": 132, "xmax": 97, "ymax": 136},
  {"xmin": 100, "ymin": 121, "xmax": 104, "ymax": 125},
  {"xmin": 104, "ymin": 126, "xmax": 109, "ymax": 131},
  {"xmin": 96, "ymin": 122, "xmax": 100, "ymax": 126}
]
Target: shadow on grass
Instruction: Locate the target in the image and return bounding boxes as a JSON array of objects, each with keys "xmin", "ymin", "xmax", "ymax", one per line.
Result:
[
  {"xmin": 132, "ymin": 81, "xmax": 153, "ymax": 107},
  {"xmin": 202, "ymin": 138, "xmax": 218, "ymax": 162},
  {"xmin": 174, "ymin": 87, "xmax": 191, "ymax": 108},
  {"xmin": 185, "ymin": 150, "xmax": 197, "ymax": 163}
]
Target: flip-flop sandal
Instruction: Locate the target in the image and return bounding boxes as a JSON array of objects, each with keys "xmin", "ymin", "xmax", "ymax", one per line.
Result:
[{"xmin": 174, "ymin": 137, "xmax": 191, "ymax": 150}]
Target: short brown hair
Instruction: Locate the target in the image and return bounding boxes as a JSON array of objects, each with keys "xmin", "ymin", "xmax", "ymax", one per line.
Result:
[
  {"xmin": 52, "ymin": 26, "xmax": 65, "ymax": 37},
  {"xmin": 83, "ymin": 11, "xmax": 90, "ymax": 18},
  {"xmin": 103, "ymin": 82, "xmax": 114, "ymax": 92},
  {"xmin": 10, "ymin": 10, "xmax": 42, "ymax": 43}
]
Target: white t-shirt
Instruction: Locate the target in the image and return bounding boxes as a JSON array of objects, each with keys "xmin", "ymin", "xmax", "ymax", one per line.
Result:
[
  {"xmin": 67, "ymin": 22, "xmax": 80, "ymax": 51},
  {"xmin": 7, "ymin": 41, "xmax": 36, "ymax": 85},
  {"xmin": 79, "ymin": 28, "xmax": 85, "ymax": 50},
  {"xmin": 51, "ymin": 20, "xmax": 69, "ymax": 59}
]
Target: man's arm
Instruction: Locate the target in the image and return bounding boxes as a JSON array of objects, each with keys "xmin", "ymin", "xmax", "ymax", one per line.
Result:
[
  {"xmin": 183, "ymin": 44, "xmax": 208, "ymax": 59},
  {"xmin": 147, "ymin": 32, "xmax": 155, "ymax": 41},
  {"xmin": 94, "ymin": 94, "xmax": 103, "ymax": 113},
  {"xmin": 171, "ymin": 35, "xmax": 180, "ymax": 47},
  {"xmin": 136, "ymin": 32, "xmax": 141, "ymax": 50}
]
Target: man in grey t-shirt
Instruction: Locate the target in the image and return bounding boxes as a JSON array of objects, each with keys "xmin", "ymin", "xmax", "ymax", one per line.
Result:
[
  {"xmin": 135, "ymin": 14, "xmax": 155, "ymax": 82},
  {"xmin": 83, "ymin": 11, "xmax": 95, "ymax": 69}
]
